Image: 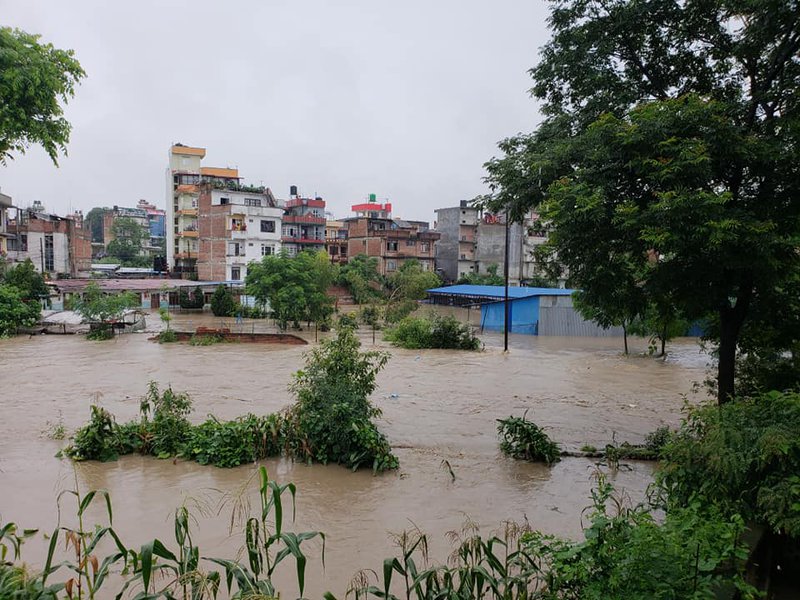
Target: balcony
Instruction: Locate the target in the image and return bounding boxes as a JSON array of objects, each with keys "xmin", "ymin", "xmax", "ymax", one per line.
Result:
[
  {"xmin": 281, "ymin": 236, "xmax": 325, "ymax": 244},
  {"xmin": 177, "ymin": 208, "xmax": 198, "ymax": 216},
  {"xmin": 177, "ymin": 230, "xmax": 198, "ymax": 238},
  {"xmin": 283, "ymin": 214, "xmax": 326, "ymax": 225}
]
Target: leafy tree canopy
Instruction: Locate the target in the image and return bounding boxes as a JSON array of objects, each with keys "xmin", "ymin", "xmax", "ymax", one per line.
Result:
[
  {"xmin": 246, "ymin": 250, "xmax": 335, "ymax": 329},
  {"xmin": 483, "ymin": 0, "xmax": 800, "ymax": 403},
  {"xmin": 337, "ymin": 254, "xmax": 383, "ymax": 304},
  {"xmin": 0, "ymin": 284, "xmax": 40, "ymax": 335},
  {"xmin": 2, "ymin": 259, "xmax": 48, "ymax": 301},
  {"xmin": 74, "ymin": 282, "xmax": 137, "ymax": 324},
  {"xmin": 0, "ymin": 27, "xmax": 85, "ymax": 165},
  {"xmin": 105, "ymin": 217, "xmax": 147, "ymax": 265}
]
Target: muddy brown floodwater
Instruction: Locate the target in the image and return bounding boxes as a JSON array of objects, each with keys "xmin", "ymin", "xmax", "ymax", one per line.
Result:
[{"xmin": 0, "ymin": 309, "xmax": 710, "ymax": 598}]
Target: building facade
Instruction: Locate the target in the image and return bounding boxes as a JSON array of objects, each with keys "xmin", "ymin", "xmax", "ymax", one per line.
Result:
[
  {"xmin": 344, "ymin": 201, "xmax": 439, "ymax": 275},
  {"xmin": 166, "ymin": 144, "xmax": 271, "ymax": 277},
  {"xmin": 281, "ymin": 187, "xmax": 326, "ymax": 256},
  {"xmin": 196, "ymin": 184, "xmax": 282, "ymax": 281},
  {"xmin": 0, "ymin": 192, "xmax": 12, "ymax": 259},
  {"xmin": 5, "ymin": 203, "xmax": 92, "ymax": 277},
  {"xmin": 434, "ymin": 202, "xmax": 555, "ymax": 285},
  {"xmin": 325, "ymin": 219, "xmax": 348, "ymax": 264}
]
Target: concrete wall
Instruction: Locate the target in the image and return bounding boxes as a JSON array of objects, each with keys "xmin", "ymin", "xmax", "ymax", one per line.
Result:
[
  {"xmin": 434, "ymin": 207, "xmax": 460, "ymax": 282},
  {"xmin": 475, "ymin": 221, "xmax": 524, "ymax": 284}
]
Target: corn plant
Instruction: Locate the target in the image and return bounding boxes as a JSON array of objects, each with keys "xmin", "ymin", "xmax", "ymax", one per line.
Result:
[
  {"xmin": 39, "ymin": 475, "xmax": 131, "ymax": 599},
  {"xmin": 208, "ymin": 466, "xmax": 325, "ymax": 599}
]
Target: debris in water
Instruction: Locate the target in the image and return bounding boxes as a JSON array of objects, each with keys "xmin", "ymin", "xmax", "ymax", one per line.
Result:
[{"xmin": 389, "ymin": 393, "xmax": 399, "ymax": 399}]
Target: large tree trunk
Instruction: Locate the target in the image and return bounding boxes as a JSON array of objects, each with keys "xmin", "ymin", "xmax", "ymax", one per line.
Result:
[
  {"xmin": 622, "ymin": 322, "xmax": 629, "ymax": 355},
  {"xmin": 717, "ymin": 283, "xmax": 753, "ymax": 404}
]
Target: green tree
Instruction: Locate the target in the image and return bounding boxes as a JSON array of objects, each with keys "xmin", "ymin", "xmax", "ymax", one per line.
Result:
[
  {"xmin": 384, "ymin": 260, "xmax": 441, "ymax": 323},
  {"xmin": 210, "ymin": 285, "xmax": 235, "ymax": 317},
  {"xmin": 337, "ymin": 254, "xmax": 383, "ymax": 304},
  {"xmin": 0, "ymin": 27, "xmax": 85, "ymax": 165},
  {"xmin": 457, "ymin": 263, "xmax": 504, "ymax": 285},
  {"xmin": 0, "ymin": 284, "xmax": 40, "ymax": 335},
  {"xmin": 84, "ymin": 207, "xmax": 106, "ymax": 243},
  {"xmin": 2, "ymin": 259, "xmax": 48, "ymax": 303},
  {"xmin": 73, "ymin": 282, "xmax": 137, "ymax": 338},
  {"xmin": 105, "ymin": 217, "xmax": 147, "ymax": 265},
  {"xmin": 483, "ymin": 0, "xmax": 800, "ymax": 404},
  {"xmin": 246, "ymin": 251, "xmax": 334, "ymax": 330}
]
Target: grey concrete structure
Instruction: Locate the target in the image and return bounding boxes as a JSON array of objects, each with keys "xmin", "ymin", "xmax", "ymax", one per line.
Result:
[{"xmin": 538, "ymin": 294, "xmax": 625, "ymax": 337}]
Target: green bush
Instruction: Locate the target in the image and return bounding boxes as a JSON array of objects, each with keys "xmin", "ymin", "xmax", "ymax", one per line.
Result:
[
  {"xmin": 157, "ymin": 329, "xmax": 178, "ymax": 343},
  {"xmin": 189, "ymin": 334, "xmax": 224, "ymax": 346},
  {"xmin": 383, "ymin": 299, "xmax": 417, "ymax": 324},
  {"xmin": 184, "ymin": 414, "xmax": 283, "ymax": 468},
  {"xmin": 284, "ymin": 328, "xmax": 397, "ymax": 472},
  {"xmin": 497, "ymin": 414, "xmax": 560, "ymax": 464},
  {"xmin": 210, "ymin": 284, "xmax": 235, "ymax": 317},
  {"xmin": 67, "ymin": 405, "xmax": 123, "ymax": 462},
  {"xmin": 657, "ymin": 390, "xmax": 800, "ymax": 537},
  {"xmin": 179, "ymin": 286, "xmax": 205, "ymax": 309},
  {"xmin": 358, "ymin": 305, "xmax": 382, "ymax": 329},
  {"xmin": 385, "ymin": 313, "xmax": 481, "ymax": 350},
  {"xmin": 524, "ymin": 477, "xmax": 756, "ymax": 599},
  {"xmin": 336, "ymin": 312, "xmax": 359, "ymax": 330}
]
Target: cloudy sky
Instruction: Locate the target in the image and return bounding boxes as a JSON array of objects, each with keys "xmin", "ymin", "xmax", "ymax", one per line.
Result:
[{"xmin": 2, "ymin": 1, "xmax": 549, "ymax": 223}]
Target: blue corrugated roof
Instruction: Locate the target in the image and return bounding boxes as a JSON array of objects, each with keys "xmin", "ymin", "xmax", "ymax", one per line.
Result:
[{"xmin": 426, "ymin": 284, "xmax": 574, "ymax": 299}]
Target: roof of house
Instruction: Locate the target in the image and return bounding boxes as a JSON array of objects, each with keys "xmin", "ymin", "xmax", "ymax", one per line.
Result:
[{"xmin": 426, "ymin": 285, "xmax": 574, "ymax": 299}]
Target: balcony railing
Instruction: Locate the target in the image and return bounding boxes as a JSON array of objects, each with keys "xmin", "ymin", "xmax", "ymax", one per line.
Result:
[
  {"xmin": 285, "ymin": 198, "xmax": 325, "ymax": 209},
  {"xmin": 281, "ymin": 236, "xmax": 325, "ymax": 244},
  {"xmin": 283, "ymin": 214, "xmax": 326, "ymax": 224}
]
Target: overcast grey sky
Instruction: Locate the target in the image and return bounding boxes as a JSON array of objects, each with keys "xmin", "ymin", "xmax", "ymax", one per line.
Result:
[{"xmin": 2, "ymin": 1, "xmax": 549, "ymax": 223}]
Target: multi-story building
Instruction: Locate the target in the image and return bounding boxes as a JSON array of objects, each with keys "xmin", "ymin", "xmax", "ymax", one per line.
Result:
[
  {"xmin": 281, "ymin": 186, "xmax": 326, "ymax": 256},
  {"xmin": 344, "ymin": 199, "xmax": 439, "ymax": 275},
  {"xmin": 196, "ymin": 183, "xmax": 282, "ymax": 281},
  {"xmin": 166, "ymin": 144, "xmax": 271, "ymax": 278},
  {"xmin": 5, "ymin": 202, "xmax": 92, "ymax": 277},
  {"xmin": 434, "ymin": 201, "xmax": 555, "ymax": 285},
  {"xmin": 325, "ymin": 218, "xmax": 348, "ymax": 264},
  {"xmin": 0, "ymin": 192, "xmax": 13, "ymax": 260},
  {"xmin": 137, "ymin": 199, "xmax": 166, "ymax": 252}
]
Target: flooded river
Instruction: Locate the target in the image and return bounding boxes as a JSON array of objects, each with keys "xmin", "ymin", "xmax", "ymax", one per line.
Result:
[{"xmin": 0, "ymin": 311, "xmax": 710, "ymax": 597}]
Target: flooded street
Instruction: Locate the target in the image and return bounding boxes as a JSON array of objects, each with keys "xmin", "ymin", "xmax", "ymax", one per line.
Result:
[{"xmin": 0, "ymin": 312, "xmax": 710, "ymax": 597}]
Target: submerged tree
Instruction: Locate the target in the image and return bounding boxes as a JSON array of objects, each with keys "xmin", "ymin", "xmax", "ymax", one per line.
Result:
[
  {"xmin": 483, "ymin": 0, "xmax": 800, "ymax": 403},
  {"xmin": 0, "ymin": 27, "xmax": 85, "ymax": 165}
]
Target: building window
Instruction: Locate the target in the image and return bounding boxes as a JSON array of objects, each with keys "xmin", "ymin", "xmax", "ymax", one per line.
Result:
[
  {"xmin": 8, "ymin": 234, "xmax": 27, "ymax": 252},
  {"xmin": 406, "ymin": 240, "xmax": 416, "ymax": 247},
  {"xmin": 231, "ymin": 267, "xmax": 241, "ymax": 281},
  {"xmin": 260, "ymin": 220, "xmax": 275, "ymax": 233},
  {"xmin": 230, "ymin": 218, "xmax": 245, "ymax": 231},
  {"xmin": 245, "ymin": 197, "xmax": 262, "ymax": 207},
  {"xmin": 421, "ymin": 261, "xmax": 429, "ymax": 271},
  {"xmin": 261, "ymin": 244, "xmax": 274, "ymax": 256},
  {"xmin": 220, "ymin": 197, "xmax": 230, "ymax": 205},
  {"xmin": 44, "ymin": 234, "xmax": 54, "ymax": 271},
  {"xmin": 387, "ymin": 241, "xmax": 398, "ymax": 252},
  {"xmin": 228, "ymin": 242, "xmax": 242, "ymax": 256},
  {"xmin": 421, "ymin": 242, "xmax": 430, "ymax": 252},
  {"xmin": 386, "ymin": 260, "xmax": 397, "ymax": 272}
]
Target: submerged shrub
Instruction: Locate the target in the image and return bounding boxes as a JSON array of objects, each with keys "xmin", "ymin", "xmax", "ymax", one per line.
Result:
[
  {"xmin": 497, "ymin": 413, "xmax": 560, "ymax": 465},
  {"xmin": 157, "ymin": 329, "xmax": 178, "ymax": 343},
  {"xmin": 285, "ymin": 327, "xmax": 397, "ymax": 472},
  {"xmin": 65, "ymin": 405, "xmax": 123, "ymax": 462},
  {"xmin": 184, "ymin": 414, "xmax": 283, "ymax": 468},
  {"xmin": 189, "ymin": 334, "xmax": 224, "ymax": 346},
  {"xmin": 86, "ymin": 325, "xmax": 114, "ymax": 341},
  {"xmin": 385, "ymin": 313, "xmax": 481, "ymax": 350}
]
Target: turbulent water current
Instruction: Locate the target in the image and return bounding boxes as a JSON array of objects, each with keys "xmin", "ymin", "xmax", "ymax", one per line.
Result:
[{"xmin": 0, "ymin": 309, "xmax": 710, "ymax": 597}]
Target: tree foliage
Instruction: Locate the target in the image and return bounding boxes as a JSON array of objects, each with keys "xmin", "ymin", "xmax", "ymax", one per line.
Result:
[
  {"xmin": 457, "ymin": 263, "xmax": 504, "ymax": 285},
  {"xmin": 73, "ymin": 281, "xmax": 137, "ymax": 324},
  {"xmin": 84, "ymin": 207, "xmax": 106, "ymax": 243},
  {"xmin": 246, "ymin": 250, "xmax": 334, "ymax": 329},
  {"xmin": 0, "ymin": 284, "xmax": 40, "ymax": 335},
  {"xmin": 337, "ymin": 253, "xmax": 383, "ymax": 304},
  {"xmin": 210, "ymin": 285, "xmax": 235, "ymax": 317},
  {"xmin": 483, "ymin": 0, "xmax": 800, "ymax": 403},
  {"xmin": 2, "ymin": 259, "xmax": 48, "ymax": 302},
  {"xmin": 106, "ymin": 217, "xmax": 147, "ymax": 265},
  {"xmin": 0, "ymin": 27, "xmax": 85, "ymax": 165}
]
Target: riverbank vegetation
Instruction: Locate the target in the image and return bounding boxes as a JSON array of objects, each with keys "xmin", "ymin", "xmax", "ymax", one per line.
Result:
[
  {"xmin": 64, "ymin": 328, "xmax": 397, "ymax": 472},
  {"xmin": 73, "ymin": 281, "xmax": 137, "ymax": 341},
  {"xmin": 0, "ymin": 259, "xmax": 47, "ymax": 335},
  {"xmin": 384, "ymin": 313, "xmax": 481, "ymax": 350}
]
